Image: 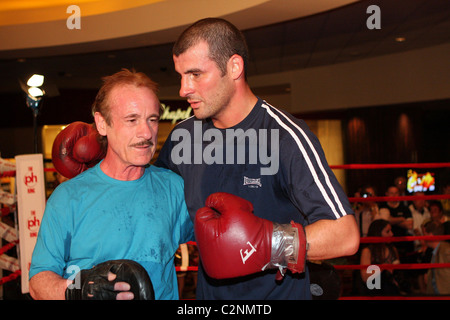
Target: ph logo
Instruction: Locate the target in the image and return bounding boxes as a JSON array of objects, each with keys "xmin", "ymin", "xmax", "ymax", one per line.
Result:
[
  {"xmin": 27, "ymin": 211, "xmax": 41, "ymax": 237},
  {"xmin": 24, "ymin": 169, "xmax": 38, "ymax": 193},
  {"xmin": 24, "ymin": 172, "xmax": 37, "ymax": 187},
  {"xmin": 27, "ymin": 215, "xmax": 40, "ymax": 232}
]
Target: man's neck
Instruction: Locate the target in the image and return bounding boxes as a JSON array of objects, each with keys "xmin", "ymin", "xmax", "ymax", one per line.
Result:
[
  {"xmin": 100, "ymin": 156, "xmax": 145, "ymax": 181},
  {"xmin": 212, "ymin": 87, "xmax": 257, "ymax": 129}
]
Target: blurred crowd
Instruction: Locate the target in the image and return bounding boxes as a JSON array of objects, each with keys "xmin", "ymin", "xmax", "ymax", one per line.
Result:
[{"xmin": 352, "ymin": 177, "xmax": 450, "ymax": 296}]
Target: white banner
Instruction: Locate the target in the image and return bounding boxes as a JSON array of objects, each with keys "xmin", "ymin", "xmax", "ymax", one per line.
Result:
[{"xmin": 15, "ymin": 154, "xmax": 46, "ymax": 294}]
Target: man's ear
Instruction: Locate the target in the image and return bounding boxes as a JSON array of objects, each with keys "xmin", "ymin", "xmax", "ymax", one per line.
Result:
[
  {"xmin": 228, "ymin": 54, "xmax": 245, "ymax": 81},
  {"xmin": 94, "ymin": 112, "xmax": 107, "ymax": 136}
]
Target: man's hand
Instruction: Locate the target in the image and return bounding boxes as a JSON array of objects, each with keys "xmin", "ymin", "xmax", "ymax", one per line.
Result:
[
  {"xmin": 106, "ymin": 271, "xmax": 134, "ymax": 300},
  {"xmin": 65, "ymin": 260, "xmax": 154, "ymax": 300}
]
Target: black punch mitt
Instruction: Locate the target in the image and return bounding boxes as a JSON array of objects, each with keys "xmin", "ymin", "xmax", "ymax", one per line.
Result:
[{"xmin": 65, "ymin": 259, "xmax": 154, "ymax": 300}]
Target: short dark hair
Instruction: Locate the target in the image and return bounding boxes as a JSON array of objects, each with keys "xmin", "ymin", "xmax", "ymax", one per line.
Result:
[{"xmin": 173, "ymin": 18, "xmax": 249, "ymax": 79}]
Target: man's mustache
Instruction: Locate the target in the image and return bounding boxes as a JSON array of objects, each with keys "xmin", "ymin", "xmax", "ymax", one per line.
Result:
[{"xmin": 131, "ymin": 140, "xmax": 154, "ymax": 147}]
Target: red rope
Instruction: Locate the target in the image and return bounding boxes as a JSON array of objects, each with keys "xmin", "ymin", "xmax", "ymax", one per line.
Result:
[
  {"xmin": 349, "ymin": 194, "xmax": 450, "ymax": 203},
  {"xmin": 1, "ymin": 162, "xmax": 449, "ymax": 178},
  {"xmin": 176, "ymin": 262, "xmax": 450, "ymax": 273},
  {"xmin": 360, "ymin": 235, "xmax": 450, "ymax": 243},
  {"xmin": 176, "ymin": 236, "xmax": 450, "ymax": 273},
  {"xmin": 0, "ymin": 240, "xmax": 18, "ymax": 256},
  {"xmin": 0, "ymin": 270, "xmax": 21, "ymax": 286},
  {"xmin": 339, "ymin": 295, "xmax": 450, "ymax": 300},
  {"xmin": 1, "ymin": 207, "xmax": 11, "ymax": 217},
  {"xmin": 330, "ymin": 162, "xmax": 450, "ymax": 169},
  {"xmin": 175, "ymin": 262, "xmax": 450, "ymax": 273},
  {"xmin": 179, "ymin": 235, "xmax": 450, "ymax": 246},
  {"xmin": 333, "ymin": 263, "xmax": 450, "ymax": 270},
  {"xmin": 0, "ymin": 170, "xmax": 16, "ymax": 178}
]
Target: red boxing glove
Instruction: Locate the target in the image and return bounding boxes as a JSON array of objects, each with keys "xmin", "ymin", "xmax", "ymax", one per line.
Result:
[
  {"xmin": 195, "ymin": 192, "xmax": 307, "ymax": 280},
  {"xmin": 52, "ymin": 122, "xmax": 106, "ymax": 179}
]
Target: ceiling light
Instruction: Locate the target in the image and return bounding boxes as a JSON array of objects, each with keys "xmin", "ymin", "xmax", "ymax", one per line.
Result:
[
  {"xmin": 27, "ymin": 74, "xmax": 45, "ymax": 87},
  {"xmin": 395, "ymin": 37, "xmax": 406, "ymax": 42},
  {"xmin": 28, "ymin": 87, "xmax": 45, "ymax": 98}
]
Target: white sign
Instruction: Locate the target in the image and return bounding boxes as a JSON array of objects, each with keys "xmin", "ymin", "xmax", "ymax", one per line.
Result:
[
  {"xmin": 160, "ymin": 104, "xmax": 192, "ymax": 124},
  {"xmin": 15, "ymin": 154, "xmax": 46, "ymax": 293}
]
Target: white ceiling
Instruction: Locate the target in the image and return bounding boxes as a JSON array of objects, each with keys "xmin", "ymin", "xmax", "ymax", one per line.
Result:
[{"xmin": 1, "ymin": 0, "xmax": 449, "ymax": 96}]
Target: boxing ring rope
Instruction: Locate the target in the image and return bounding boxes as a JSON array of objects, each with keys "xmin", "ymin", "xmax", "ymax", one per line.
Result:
[
  {"xmin": 339, "ymin": 295, "xmax": 450, "ymax": 300},
  {"xmin": 0, "ymin": 241, "xmax": 18, "ymax": 256},
  {"xmin": 359, "ymin": 235, "xmax": 450, "ymax": 244},
  {"xmin": 329, "ymin": 162, "xmax": 450, "ymax": 169},
  {"xmin": 0, "ymin": 270, "xmax": 21, "ymax": 286},
  {"xmin": 349, "ymin": 195, "xmax": 450, "ymax": 203},
  {"xmin": 334, "ymin": 235, "xmax": 450, "ymax": 271},
  {"xmin": 335, "ymin": 263, "xmax": 450, "ymax": 271},
  {"xmin": 1, "ymin": 162, "xmax": 450, "ymax": 300}
]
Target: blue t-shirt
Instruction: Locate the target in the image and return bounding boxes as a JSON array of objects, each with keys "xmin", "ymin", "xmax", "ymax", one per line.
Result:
[
  {"xmin": 29, "ymin": 163, "xmax": 194, "ymax": 300},
  {"xmin": 155, "ymin": 98, "xmax": 354, "ymax": 300}
]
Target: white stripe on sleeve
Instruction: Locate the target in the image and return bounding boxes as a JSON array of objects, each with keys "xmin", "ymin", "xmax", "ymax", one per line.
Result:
[{"xmin": 261, "ymin": 103, "xmax": 347, "ymax": 219}]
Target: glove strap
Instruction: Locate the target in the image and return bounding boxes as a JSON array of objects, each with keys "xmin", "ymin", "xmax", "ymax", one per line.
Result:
[
  {"xmin": 262, "ymin": 221, "xmax": 307, "ymax": 276},
  {"xmin": 287, "ymin": 221, "xmax": 307, "ymax": 273}
]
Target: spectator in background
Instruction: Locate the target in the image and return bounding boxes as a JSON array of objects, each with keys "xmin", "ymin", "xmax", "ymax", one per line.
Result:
[
  {"xmin": 394, "ymin": 176, "xmax": 409, "ymax": 207},
  {"xmin": 415, "ymin": 220, "xmax": 437, "ymax": 294},
  {"xmin": 379, "ymin": 186, "xmax": 413, "ymax": 242},
  {"xmin": 440, "ymin": 182, "xmax": 450, "ymax": 215},
  {"xmin": 424, "ymin": 221, "xmax": 450, "ymax": 295},
  {"xmin": 379, "ymin": 185, "xmax": 415, "ymax": 293},
  {"xmin": 408, "ymin": 192, "xmax": 432, "ymax": 293},
  {"xmin": 355, "ymin": 186, "xmax": 383, "ymax": 237},
  {"xmin": 428, "ymin": 201, "xmax": 449, "ymax": 225},
  {"xmin": 409, "ymin": 192, "xmax": 431, "ymax": 250},
  {"xmin": 359, "ymin": 219, "xmax": 401, "ymax": 296}
]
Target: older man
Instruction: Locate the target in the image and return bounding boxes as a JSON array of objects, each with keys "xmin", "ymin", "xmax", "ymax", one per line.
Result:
[{"xmin": 29, "ymin": 69, "xmax": 193, "ymax": 300}]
